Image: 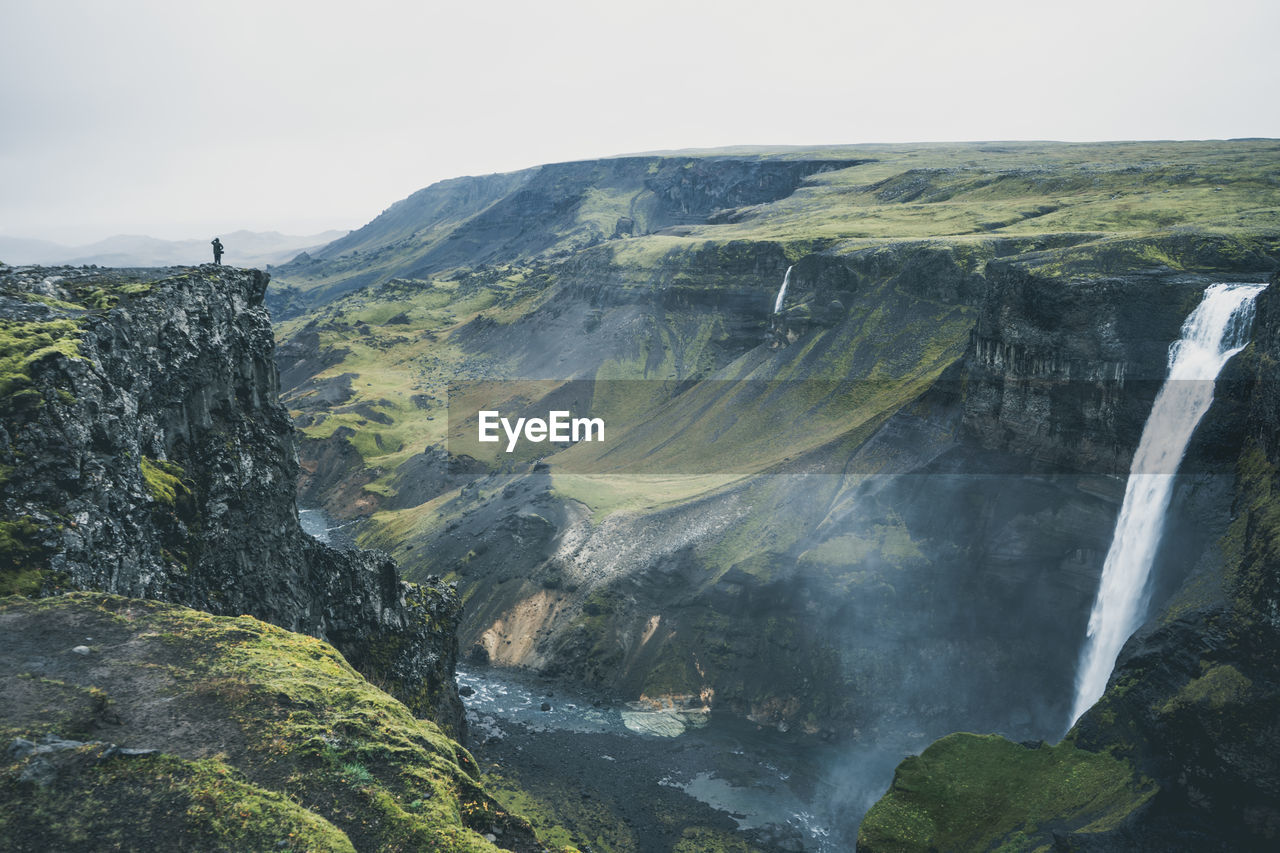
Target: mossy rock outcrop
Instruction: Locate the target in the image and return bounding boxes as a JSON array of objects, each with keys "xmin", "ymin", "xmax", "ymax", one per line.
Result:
[
  {"xmin": 857, "ymin": 733, "xmax": 1155, "ymax": 852},
  {"xmin": 0, "ymin": 592, "xmax": 560, "ymax": 852}
]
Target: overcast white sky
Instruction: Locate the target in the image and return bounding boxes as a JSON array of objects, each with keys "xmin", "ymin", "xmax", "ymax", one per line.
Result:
[{"xmin": 2, "ymin": 0, "xmax": 1277, "ymax": 244}]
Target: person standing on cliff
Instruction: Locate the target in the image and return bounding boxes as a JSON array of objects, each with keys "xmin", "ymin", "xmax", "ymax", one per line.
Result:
[{"xmin": 211, "ymin": 237, "xmax": 224, "ymax": 265}]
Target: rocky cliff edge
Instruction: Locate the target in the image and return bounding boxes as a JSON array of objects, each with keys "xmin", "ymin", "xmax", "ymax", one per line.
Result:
[{"xmin": 0, "ymin": 263, "xmax": 463, "ymax": 737}]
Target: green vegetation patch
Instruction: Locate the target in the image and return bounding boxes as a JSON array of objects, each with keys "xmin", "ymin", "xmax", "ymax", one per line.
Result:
[
  {"xmin": 0, "ymin": 317, "xmax": 84, "ymax": 401},
  {"xmin": 1159, "ymin": 663, "xmax": 1253, "ymax": 715},
  {"xmin": 140, "ymin": 456, "xmax": 191, "ymax": 506},
  {"xmin": 0, "ymin": 517, "xmax": 52, "ymax": 595},
  {"xmin": 672, "ymin": 827, "xmax": 762, "ymax": 853},
  {"xmin": 858, "ymin": 733, "xmax": 1156, "ymax": 853},
  {"xmin": 1220, "ymin": 441, "xmax": 1280, "ymax": 618},
  {"xmin": 480, "ymin": 770, "xmax": 583, "ymax": 851},
  {"xmin": 0, "ymin": 746, "xmax": 356, "ymax": 853},
  {"xmin": 482, "ymin": 763, "xmax": 753, "ymax": 853}
]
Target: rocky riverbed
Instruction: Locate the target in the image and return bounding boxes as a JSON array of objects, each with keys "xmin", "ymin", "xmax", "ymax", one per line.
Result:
[{"xmin": 457, "ymin": 664, "xmax": 861, "ymax": 852}]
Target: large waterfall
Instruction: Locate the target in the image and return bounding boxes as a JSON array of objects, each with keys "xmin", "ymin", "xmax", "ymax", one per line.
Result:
[
  {"xmin": 1069, "ymin": 282, "xmax": 1267, "ymax": 725},
  {"xmin": 774, "ymin": 265, "xmax": 793, "ymax": 314}
]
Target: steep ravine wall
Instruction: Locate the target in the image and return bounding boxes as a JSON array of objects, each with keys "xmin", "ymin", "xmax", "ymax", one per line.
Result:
[
  {"xmin": 1064, "ymin": 271, "xmax": 1280, "ymax": 847},
  {"xmin": 0, "ymin": 264, "xmax": 463, "ymax": 735},
  {"xmin": 961, "ymin": 263, "xmax": 1230, "ymax": 474}
]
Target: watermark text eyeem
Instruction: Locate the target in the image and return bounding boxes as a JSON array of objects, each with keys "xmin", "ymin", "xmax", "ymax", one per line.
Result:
[{"xmin": 478, "ymin": 410, "xmax": 605, "ymax": 452}]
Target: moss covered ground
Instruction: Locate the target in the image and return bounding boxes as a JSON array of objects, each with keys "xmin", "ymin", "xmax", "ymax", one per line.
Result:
[
  {"xmin": 0, "ymin": 593, "xmax": 563, "ymax": 852},
  {"xmin": 0, "ymin": 317, "xmax": 85, "ymax": 400},
  {"xmin": 695, "ymin": 141, "xmax": 1280, "ymax": 244},
  {"xmin": 1, "ymin": 745, "xmax": 359, "ymax": 853},
  {"xmin": 857, "ymin": 733, "xmax": 1156, "ymax": 852}
]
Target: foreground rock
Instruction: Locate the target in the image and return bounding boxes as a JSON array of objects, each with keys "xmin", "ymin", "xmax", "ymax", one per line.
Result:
[
  {"xmin": 0, "ymin": 593, "xmax": 545, "ymax": 853},
  {"xmin": 0, "ymin": 264, "xmax": 462, "ymax": 735}
]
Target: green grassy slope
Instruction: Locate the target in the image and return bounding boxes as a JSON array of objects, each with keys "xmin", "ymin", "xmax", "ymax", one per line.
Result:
[{"xmin": 272, "ymin": 141, "xmax": 1280, "ymax": 305}]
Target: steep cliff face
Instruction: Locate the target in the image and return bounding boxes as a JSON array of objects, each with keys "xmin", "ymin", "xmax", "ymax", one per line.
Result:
[
  {"xmin": 1059, "ymin": 271, "xmax": 1280, "ymax": 848},
  {"xmin": 962, "ymin": 263, "xmax": 1211, "ymax": 474},
  {"xmin": 0, "ymin": 263, "xmax": 462, "ymax": 735}
]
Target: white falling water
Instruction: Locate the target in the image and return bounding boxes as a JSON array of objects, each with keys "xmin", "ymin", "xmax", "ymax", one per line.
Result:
[
  {"xmin": 773, "ymin": 265, "xmax": 793, "ymax": 314},
  {"xmin": 1069, "ymin": 282, "xmax": 1267, "ymax": 725}
]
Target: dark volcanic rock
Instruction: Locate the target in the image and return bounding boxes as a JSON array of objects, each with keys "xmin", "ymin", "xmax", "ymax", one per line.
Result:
[
  {"xmin": 961, "ymin": 263, "xmax": 1254, "ymax": 476},
  {"xmin": 295, "ymin": 428, "xmax": 382, "ymax": 519},
  {"xmin": 273, "ymin": 324, "xmax": 350, "ymax": 390},
  {"xmin": 0, "ymin": 264, "xmax": 464, "ymax": 736}
]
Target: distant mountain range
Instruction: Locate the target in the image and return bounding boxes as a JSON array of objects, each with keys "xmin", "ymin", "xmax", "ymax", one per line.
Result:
[{"xmin": 0, "ymin": 228, "xmax": 348, "ymax": 269}]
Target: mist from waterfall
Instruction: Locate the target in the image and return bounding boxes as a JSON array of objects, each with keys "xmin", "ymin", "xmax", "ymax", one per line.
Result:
[
  {"xmin": 1069, "ymin": 282, "xmax": 1267, "ymax": 726},
  {"xmin": 774, "ymin": 265, "xmax": 793, "ymax": 314}
]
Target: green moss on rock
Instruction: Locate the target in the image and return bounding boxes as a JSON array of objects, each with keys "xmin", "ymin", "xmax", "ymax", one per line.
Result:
[
  {"xmin": 1220, "ymin": 442, "xmax": 1280, "ymax": 619},
  {"xmin": 0, "ymin": 317, "xmax": 84, "ymax": 400},
  {"xmin": 0, "ymin": 745, "xmax": 357, "ymax": 853},
  {"xmin": 858, "ymin": 733, "xmax": 1156, "ymax": 852},
  {"xmin": 0, "ymin": 517, "xmax": 51, "ymax": 595},
  {"xmin": 140, "ymin": 456, "xmax": 191, "ymax": 506},
  {"xmin": 671, "ymin": 827, "xmax": 762, "ymax": 853},
  {"xmin": 0, "ymin": 593, "xmax": 551, "ymax": 853},
  {"xmin": 1159, "ymin": 663, "xmax": 1253, "ymax": 715}
]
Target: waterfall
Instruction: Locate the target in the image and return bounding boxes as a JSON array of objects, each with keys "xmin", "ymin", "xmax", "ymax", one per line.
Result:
[
  {"xmin": 1069, "ymin": 282, "xmax": 1267, "ymax": 726},
  {"xmin": 774, "ymin": 265, "xmax": 793, "ymax": 314}
]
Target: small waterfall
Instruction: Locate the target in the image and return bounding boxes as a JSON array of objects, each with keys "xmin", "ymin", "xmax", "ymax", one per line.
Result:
[
  {"xmin": 773, "ymin": 265, "xmax": 793, "ymax": 314},
  {"xmin": 1069, "ymin": 282, "xmax": 1267, "ymax": 725}
]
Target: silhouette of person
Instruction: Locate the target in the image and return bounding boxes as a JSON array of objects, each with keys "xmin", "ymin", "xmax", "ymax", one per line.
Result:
[{"xmin": 211, "ymin": 237, "xmax": 224, "ymax": 265}]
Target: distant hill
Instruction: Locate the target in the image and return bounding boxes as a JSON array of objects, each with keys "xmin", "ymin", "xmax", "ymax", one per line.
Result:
[{"xmin": 0, "ymin": 228, "xmax": 347, "ymax": 268}]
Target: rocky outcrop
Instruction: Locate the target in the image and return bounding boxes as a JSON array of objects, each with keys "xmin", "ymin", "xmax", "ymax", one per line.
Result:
[{"xmin": 0, "ymin": 264, "xmax": 463, "ymax": 735}]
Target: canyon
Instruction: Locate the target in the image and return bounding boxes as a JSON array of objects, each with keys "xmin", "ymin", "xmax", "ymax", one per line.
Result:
[
  {"xmin": 3, "ymin": 140, "xmax": 1279, "ymax": 851},
  {"xmin": 268, "ymin": 141, "xmax": 1280, "ymax": 849}
]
